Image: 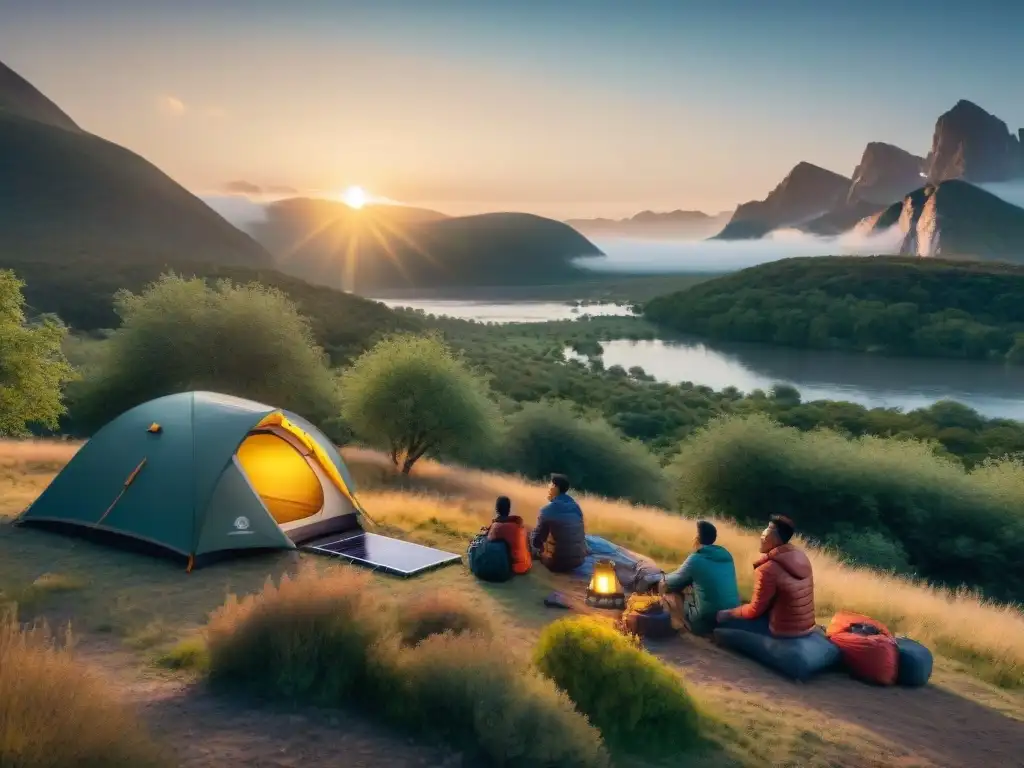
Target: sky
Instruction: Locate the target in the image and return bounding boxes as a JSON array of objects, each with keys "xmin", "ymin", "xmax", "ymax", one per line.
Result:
[{"xmin": 2, "ymin": 0, "xmax": 1023, "ymax": 219}]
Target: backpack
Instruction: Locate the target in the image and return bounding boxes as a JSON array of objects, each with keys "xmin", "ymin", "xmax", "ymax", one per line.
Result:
[{"xmin": 467, "ymin": 532, "xmax": 513, "ymax": 582}]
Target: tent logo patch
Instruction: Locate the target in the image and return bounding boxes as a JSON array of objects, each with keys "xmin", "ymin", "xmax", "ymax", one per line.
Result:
[{"xmin": 229, "ymin": 516, "xmax": 253, "ymax": 535}]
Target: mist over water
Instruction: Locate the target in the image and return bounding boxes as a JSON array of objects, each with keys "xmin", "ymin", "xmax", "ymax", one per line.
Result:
[{"xmin": 577, "ymin": 226, "xmax": 905, "ymax": 274}]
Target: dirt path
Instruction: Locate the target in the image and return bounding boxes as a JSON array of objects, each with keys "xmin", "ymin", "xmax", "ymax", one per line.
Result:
[{"xmin": 557, "ymin": 579, "xmax": 1024, "ymax": 768}]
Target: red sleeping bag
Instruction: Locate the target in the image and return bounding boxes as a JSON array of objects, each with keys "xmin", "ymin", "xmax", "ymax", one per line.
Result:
[{"xmin": 827, "ymin": 611, "xmax": 899, "ymax": 686}]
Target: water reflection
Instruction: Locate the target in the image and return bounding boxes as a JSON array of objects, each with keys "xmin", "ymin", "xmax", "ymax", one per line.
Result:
[
  {"xmin": 372, "ymin": 299, "xmax": 633, "ymax": 323},
  {"xmin": 596, "ymin": 339, "xmax": 1024, "ymax": 420}
]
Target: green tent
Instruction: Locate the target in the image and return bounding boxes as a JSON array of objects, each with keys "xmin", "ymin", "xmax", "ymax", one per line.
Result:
[{"xmin": 19, "ymin": 391, "xmax": 366, "ymax": 569}]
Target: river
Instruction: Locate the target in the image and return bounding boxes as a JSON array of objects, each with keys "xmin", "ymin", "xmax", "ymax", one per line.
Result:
[{"xmin": 374, "ymin": 299, "xmax": 1023, "ymax": 420}]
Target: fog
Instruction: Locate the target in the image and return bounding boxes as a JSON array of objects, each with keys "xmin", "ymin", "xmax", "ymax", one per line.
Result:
[
  {"xmin": 201, "ymin": 195, "xmax": 269, "ymax": 231},
  {"xmin": 979, "ymin": 181, "xmax": 1024, "ymax": 209},
  {"xmin": 576, "ymin": 225, "xmax": 905, "ymax": 273}
]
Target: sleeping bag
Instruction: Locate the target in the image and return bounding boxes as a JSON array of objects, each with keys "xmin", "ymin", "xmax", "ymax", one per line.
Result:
[
  {"xmin": 466, "ymin": 534, "xmax": 513, "ymax": 582},
  {"xmin": 712, "ymin": 626, "xmax": 840, "ymax": 681},
  {"xmin": 895, "ymin": 637, "xmax": 933, "ymax": 687},
  {"xmin": 826, "ymin": 611, "xmax": 898, "ymax": 685}
]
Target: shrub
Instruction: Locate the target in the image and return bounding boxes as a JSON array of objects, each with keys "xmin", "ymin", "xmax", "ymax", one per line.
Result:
[
  {"xmin": 533, "ymin": 616, "xmax": 700, "ymax": 757},
  {"xmin": 0, "ymin": 270, "xmax": 75, "ymax": 436},
  {"xmin": 395, "ymin": 590, "xmax": 494, "ymax": 646},
  {"xmin": 155, "ymin": 635, "xmax": 210, "ymax": 672},
  {"xmin": 0, "ymin": 615, "xmax": 169, "ymax": 767},
  {"xmin": 66, "ymin": 274, "xmax": 341, "ymax": 433},
  {"xmin": 503, "ymin": 400, "xmax": 671, "ymax": 506},
  {"xmin": 205, "ymin": 567, "xmax": 391, "ymax": 707},
  {"xmin": 340, "ymin": 333, "xmax": 501, "ymax": 474},
  {"xmin": 394, "ymin": 632, "xmax": 609, "ymax": 767},
  {"xmin": 671, "ymin": 414, "xmax": 1024, "ymax": 601}
]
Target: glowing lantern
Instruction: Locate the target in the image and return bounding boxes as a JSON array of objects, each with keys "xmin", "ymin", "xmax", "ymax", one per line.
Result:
[{"xmin": 585, "ymin": 559, "xmax": 625, "ymax": 609}]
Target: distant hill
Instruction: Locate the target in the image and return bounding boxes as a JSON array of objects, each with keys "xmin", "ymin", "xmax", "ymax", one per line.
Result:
[
  {"xmin": 713, "ymin": 162, "xmax": 852, "ymax": 240},
  {"xmin": 643, "ymin": 255, "xmax": 1024, "ymax": 362},
  {"xmin": 565, "ymin": 209, "xmax": 731, "ymax": 240},
  {"xmin": 847, "ymin": 142, "xmax": 925, "ymax": 205},
  {"xmin": 858, "ymin": 179, "xmax": 1024, "ymax": 260},
  {"xmin": 247, "ymin": 198, "xmax": 602, "ymax": 293},
  {"xmin": 0, "ymin": 60, "xmax": 272, "ymax": 268}
]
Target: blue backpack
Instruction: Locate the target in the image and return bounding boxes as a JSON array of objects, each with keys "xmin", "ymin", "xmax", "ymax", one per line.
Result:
[{"xmin": 467, "ymin": 532, "xmax": 513, "ymax": 582}]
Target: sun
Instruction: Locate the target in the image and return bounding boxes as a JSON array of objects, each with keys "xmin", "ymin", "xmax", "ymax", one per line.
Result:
[{"xmin": 341, "ymin": 185, "xmax": 368, "ymax": 209}]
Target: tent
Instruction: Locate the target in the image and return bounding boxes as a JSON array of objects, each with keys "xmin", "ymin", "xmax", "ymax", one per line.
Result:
[{"xmin": 18, "ymin": 391, "xmax": 366, "ymax": 569}]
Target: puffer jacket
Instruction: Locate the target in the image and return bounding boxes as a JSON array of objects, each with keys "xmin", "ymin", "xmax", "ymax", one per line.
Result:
[
  {"xmin": 487, "ymin": 515, "xmax": 532, "ymax": 574},
  {"xmin": 531, "ymin": 493, "xmax": 587, "ymax": 572},
  {"xmin": 728, "ymin": 544, "xmax": 815, "ymax": 637}
]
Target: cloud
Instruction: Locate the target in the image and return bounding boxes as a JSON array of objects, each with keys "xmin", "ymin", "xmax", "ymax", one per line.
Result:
[
  {"xmin": 575, "ymin": 226, "xmax": 905, "ymax": 274},
  {"xmin": 224, "ymin": 180, "xmax": 264, "ymax": 195},
  {"xmin": 158, "ymin": 95, "xmax": 186, "ymax": 116},
  {"xmin": 978, "ymin": 181, "xmax": 1024, "ymax": 210},
  {"xmin": 267, "ymin": 184, "xmax": 299, "ymax": 195}
]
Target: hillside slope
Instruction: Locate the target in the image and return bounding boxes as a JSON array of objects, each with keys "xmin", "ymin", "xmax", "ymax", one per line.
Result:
[
  {"xmin": 565, "ymin": 209, "xmax": 731, "ymax": 240},
  {"xmin": 0, "ymin": 61, "xmax": 271, "ymax": 267},
  {"xmin": 859, "ymin": 180, "xmax": 1024, "ymax": 260},
  {"xmin": 250, "ymin": 198, "xmax": 603, "ymax": 292},
  {"xmin": 644, "ymin": 255, "xmax": 1024, "ymax": 359}
]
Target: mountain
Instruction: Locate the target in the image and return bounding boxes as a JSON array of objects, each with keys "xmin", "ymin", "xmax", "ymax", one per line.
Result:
[
  {"xmin": 247, "ymin": 198, "xmax": 603, "ymax": 293},
  {"xmin": 565, "ymin": 209, "xmax": 731, "ymax": 239},
  {"xmin": 0, "ymin": 60, "xmax": 272, "ymax": 267},
  {"xmin": 924, "ymin": 100, "xmax": 1023, "ymax": 184},
  {"xmin": 0, "ymin": 61, "xmax": 80, "ymax": 131},
  {"xmin": 848, "ymin": 142, "xmax": 925, "ymax": 205},
  {"xmin": 799, "ymin": 198, "xmax": 885, "ymax": 236},
  {"xmin": 713, "ymin": 162, "xmax": 852, "ymax": 240},
  {"xmin": 859, "ymin": 179, "xmax": 1024, "ymax": 260}
]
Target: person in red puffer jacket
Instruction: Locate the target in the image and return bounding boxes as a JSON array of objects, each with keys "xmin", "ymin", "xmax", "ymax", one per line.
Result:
[
  {"xmin": 486, "ymin": 496, "xmax": 532, "ymax": 575},
  {"xmin": 715, "ymin": 515, "xmax": 815, "ymax": 638}
]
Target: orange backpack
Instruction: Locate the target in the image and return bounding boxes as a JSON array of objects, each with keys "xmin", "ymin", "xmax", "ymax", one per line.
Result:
[{"xmin": 826, "ymin": 611, "xmax": 898, "ymax": 686}]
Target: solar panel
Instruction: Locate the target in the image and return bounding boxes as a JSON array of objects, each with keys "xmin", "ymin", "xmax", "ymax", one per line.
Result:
[{"xmin": 304, "ymin": 532, "xmax": 462, "ymax": 577}]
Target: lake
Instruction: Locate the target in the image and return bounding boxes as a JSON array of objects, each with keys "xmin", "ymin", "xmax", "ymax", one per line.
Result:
[
  {"xmin": 373, "ymin": 298, "xmax": 634, "ymax": 323},
  {"xmin": 596, "ymin": 339, "xmax": 1024, "ymax": 420}
]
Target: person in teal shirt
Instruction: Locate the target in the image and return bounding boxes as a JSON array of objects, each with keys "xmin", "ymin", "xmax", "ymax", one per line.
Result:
[{"xmin": 661, "ymin": 521, "xmax": 740, "ymax": 636}]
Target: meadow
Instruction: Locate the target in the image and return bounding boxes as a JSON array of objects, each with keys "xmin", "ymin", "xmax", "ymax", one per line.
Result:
[{"xmin": 2, "ymin": 439, "xmax": 1023, "ymax": 767}]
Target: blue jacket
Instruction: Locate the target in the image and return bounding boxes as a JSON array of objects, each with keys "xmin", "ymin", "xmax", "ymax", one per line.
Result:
[
  {"xmin": 665, "ymin": 544, "xmax": 740, "ymax": 633},
  {"xmin": 531, "ymin": 493, "xmax": 587, "ymax": 572}
]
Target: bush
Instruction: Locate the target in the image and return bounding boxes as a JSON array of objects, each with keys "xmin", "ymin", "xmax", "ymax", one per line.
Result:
[
  {"xmin": 66, "ymin": 273, "xmax": 341, "ymax": 433},
  {"xmin": 503, "ymin": 400, "xmax": 671, "ymax": 506},
  {"xmin": 394, "ymin": 632, "xmax": 609, "ymax": 767},
  {"xmin": 534, "ymin": 617, "xmax": 700, "ymax": 757},
  {"xmin": 672, "ymin": 414, "xmax": 1024, "ymax": 601},
  {"xmin": 0, "ymin": 615, "xmax": 169, "ymax": 767},
  {"xmin": 205, "ymin": 567, "xmax": 391, "ymax": 706},
  {"xmin": 0, "ymin": 270, "xmax": 75, "ymax": 436},
  {"xmin": 340, "ymin": 333, "xmax": 500, "ymax": 473},
  {"xmin": 395, "ymin": 590, "xmax": 494, "ymax": 646}
]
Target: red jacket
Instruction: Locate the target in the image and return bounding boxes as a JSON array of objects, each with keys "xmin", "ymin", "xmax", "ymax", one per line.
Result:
[
  {"xmin": 727, "ymin": 544, "xmax": 815, "ymax": 637},
  {"xmin": 487, "ymin": 515, "xmax": 532, "ymax": 575}
]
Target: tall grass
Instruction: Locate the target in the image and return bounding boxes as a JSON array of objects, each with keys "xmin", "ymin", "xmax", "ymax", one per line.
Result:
[
  {"xmin": 203, "ymin": 566, "xmax": 609, "ymax": 767},
  {"xmin": 671, "ymin": 414, "xmax": 1024, "ymax": 602},
  {"xmin": 353, "ymin": 451, "xmax": 1024, "ymax": 689},
  {"xmin": 0, "ymin": 614, "xmax": 169, "ymax": 767}
]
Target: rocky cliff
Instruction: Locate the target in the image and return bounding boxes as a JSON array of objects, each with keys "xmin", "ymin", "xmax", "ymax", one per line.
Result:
[
  {"xmin": 847, "ymin": 142, "xmax": 925, "ymax": 205},
  {"xmin": 924, "ymin": 100, "xmax": 1023, "ymax": 183}
]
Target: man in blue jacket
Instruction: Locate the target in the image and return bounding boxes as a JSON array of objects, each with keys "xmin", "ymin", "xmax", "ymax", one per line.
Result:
[
  {"xmin": 531, "ymin": 473, "xmax": 587, "ymax": 572},
  {"xmin": 661, "ymin": 521, "xmax": 740, "ymax": 636}
]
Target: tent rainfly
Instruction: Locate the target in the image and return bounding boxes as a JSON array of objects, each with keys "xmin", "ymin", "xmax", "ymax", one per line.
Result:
[{"xmin": 18, "ymin": 391, "xmax": 367, "ymax": 570}]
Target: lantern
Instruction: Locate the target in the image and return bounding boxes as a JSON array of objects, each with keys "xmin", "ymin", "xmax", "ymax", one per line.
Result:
[{"xmin": 585, "ymin": 559, "xmax": 625, "ymax": 609}]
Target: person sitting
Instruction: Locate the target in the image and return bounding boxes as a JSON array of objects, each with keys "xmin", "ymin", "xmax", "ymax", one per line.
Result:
[
  {"xmin": 531, "ymin": 473, "xmax": 587, "ymax": 573},
  {"xmin": 486, "ymin": 495, "xmax": 532, "ymax": 575},
  {"xmin": 660, "ymin": 520, "xmax": 740, "ymax": 636},
  {"xmin": 715, "ymin": 515, "xmax": 815, "ymax": 638}
]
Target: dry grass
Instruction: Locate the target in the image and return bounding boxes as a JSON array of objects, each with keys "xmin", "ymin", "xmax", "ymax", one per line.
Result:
[
  {"xmin": 0, "ymin": 439, "xmax": 79, "ymax": 519},
  {"xmin": 395, "ymin": 589, "xmax": 495, "ymax": 646},
  {"xmin": 0, "ymin": 614, "xmax": 169, "ymax": 767},
  {"xmin": 350, "ymin": 449, "xmax": 1024, "ymax": 689}
]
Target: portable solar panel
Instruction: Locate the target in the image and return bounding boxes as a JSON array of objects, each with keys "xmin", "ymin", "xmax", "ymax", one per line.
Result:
[{"xmin": 303, "ymin": 531, "xmax": 462, "ymax": 577}]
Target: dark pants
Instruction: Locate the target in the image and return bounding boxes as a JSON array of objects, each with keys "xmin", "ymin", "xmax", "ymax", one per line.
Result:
[
  {"xmin": 663, "ymin": 587, "xmax": 714, "ymax": 636},
  {"xmin": 716, "ymin": 613, "xmax": 772, "ymax": 636}
]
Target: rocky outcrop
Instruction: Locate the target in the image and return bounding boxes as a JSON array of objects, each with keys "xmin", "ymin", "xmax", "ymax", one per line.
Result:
[
  {"xmin": 847, "ymin": 142, "xmax": 925, "ymax": 205},
  {"xmin": 924, "ymin": 100, "xmax": 1023, "ymax": 183},
  {"xmin": 858, "ymin": 179, "xmax": 1024, "ymax": 261},
  {"xmin": 713, "ymin": 162, "xmax": 851, "ymax": 240}
]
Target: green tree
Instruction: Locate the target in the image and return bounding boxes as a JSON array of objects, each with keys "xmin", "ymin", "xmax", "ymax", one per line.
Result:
[
  {"xmin": 0, "ymin": 270, "xmax": 75, "ymax": 436},
  {"xmin": 339, "ymin": 334, "xmax": 499, "ymax": 474},
  {"xmin": 68, "ymin": 274, "xmax": 340, "ymax": 432}
]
